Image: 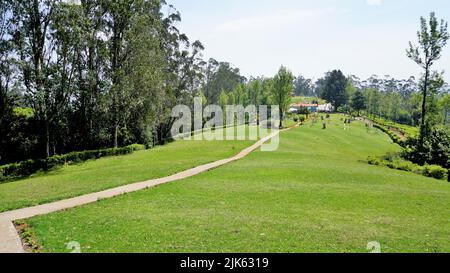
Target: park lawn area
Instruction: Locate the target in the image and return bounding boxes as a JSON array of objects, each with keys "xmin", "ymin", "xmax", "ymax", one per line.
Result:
[
  {"xmin": 0, "ymin": 134, "xmax": 255, "ymax": 213},
  {"xmin": 24, "ymin": 115, "xmax": 450, "ymax": 253},
  {"xmin": 291, "ymin": 96, "xmax": 326, "ymax": 105}
]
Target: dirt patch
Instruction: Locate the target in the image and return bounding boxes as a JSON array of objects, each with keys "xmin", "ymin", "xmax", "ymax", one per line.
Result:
[{"xmin": 14, "ymin": 220, "xmax": 42, "ymax": 253}]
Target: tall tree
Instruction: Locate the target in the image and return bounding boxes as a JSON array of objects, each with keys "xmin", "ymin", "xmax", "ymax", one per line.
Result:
[
  {"xmin": 294, "ymin": 75, "xmax": 314, "ymax": 96},
  {"xmin": 407, "ymin": 12, "xmax": 449, "ymax": 145},
  {"xmin": 203, "ymin": 60, "xmax": 246, "ymax": 104},
  {"xmin": 351, "ymin": 90, "xmax": 366, "ymax": 116},
  {"xmin": 271, "ymin": 66, "xmax": 294, "ymax": 128},
  {"xmin": 320, "ymin": 70, "xmax": 348, "ymax": 109},
  {"xmin": 103, "ymin": 0, "xmax": 134, "ymax": 148},
  {"xmin": 0, "ymin": 0, "xmax": 15, "ymax": 163},
  {"xmin": 11, "ymin": 0, "xmax": 65, "ymax": 158}
]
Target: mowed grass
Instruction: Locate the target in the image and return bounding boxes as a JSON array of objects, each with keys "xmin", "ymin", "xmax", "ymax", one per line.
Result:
[
  {"xmin": 25, "ymin": 115, "xmax": 450, "ymax": 253},
  {"xmin": 0, "ymin": 128, "xmax": 256, "ymax": 212}
]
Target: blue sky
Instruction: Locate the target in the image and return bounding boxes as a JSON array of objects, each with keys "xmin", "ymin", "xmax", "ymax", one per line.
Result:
[{"xmin": 168, "ymin": 0, "xmax": 450, "ymax": 81}]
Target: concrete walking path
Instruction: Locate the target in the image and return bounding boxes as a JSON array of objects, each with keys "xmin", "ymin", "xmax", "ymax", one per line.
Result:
[{"xmin": 0, "ymin": 129, "xmax": 284, "ymax": 253}]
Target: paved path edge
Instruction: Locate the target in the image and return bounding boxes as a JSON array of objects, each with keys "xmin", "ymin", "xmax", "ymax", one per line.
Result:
[{"xmin": 0, "ymin": 129, "xmax": 285, "ymax": 253}]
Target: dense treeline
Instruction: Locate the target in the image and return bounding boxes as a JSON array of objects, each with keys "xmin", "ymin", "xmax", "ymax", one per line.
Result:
[
  {"xmin": 294, "ymin": 72, "xmax": 449, "ymax": 127},
  {"xmin": 0, "ymin": 0, "xmax": 207, "ymax": 164},
  {"xmin": 0, "ymin": 0, "xmax": 297, "ymax": 165}
]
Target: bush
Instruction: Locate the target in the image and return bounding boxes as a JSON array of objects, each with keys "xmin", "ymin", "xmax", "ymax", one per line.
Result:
[
  {"xmin": 0, "ymin": 144, "xmax": 147, "ymax": 182},
  {"xmin": 373, "ymin": 124, "xmax": 405, "ymax": 147},
  {"xmin": 367, "ymin": 154, "xmax": 447, "ymax": 181},
  {"xmin": 403, "ymin": 127, "xmax": 450, "ymax": 169},
  {"xmin": 298, "ymin": 115, "xmax": 306, "ymax": 123},
  {"xmin": 296, "ymin": 107, "xmax": 310, "ymax": 116},
  {"xmin": 423, "ymin": 165, "xmax": 448, "ymax": 180}
]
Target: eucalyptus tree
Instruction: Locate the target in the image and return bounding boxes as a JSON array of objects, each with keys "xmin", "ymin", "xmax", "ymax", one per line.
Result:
[
  {"xmin": 72, "ymin": 0, "xmax": 109, "ymax": 149},
  {"xmin": 10, "ymin": 0, "xmax": 64, "ymax": 157},
  {"xmin": 0, "ymin": 0, "xmax": 15, "ymax": 163},
  {"xmin": 101, "ymin": 0, "xmax": 135, "ymax": 148},
  {"xmin": 294, "ymin": 75, "xmax": 314, "ymax": 96},
  {"xmin": 203, "ymin": 61, "xmax": 246, "ymax": 104},
  {"xmin": 407, "ymin": 12, "xmax": 449, "ymax": 144},
  {"xmin": 156, "ymin": 3, "xmax": 206, "ymax": 141}
]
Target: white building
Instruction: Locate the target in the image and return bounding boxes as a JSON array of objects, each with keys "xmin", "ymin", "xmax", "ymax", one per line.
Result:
[{"xmin": 317, "ymin": 103, "xmax": 334, "ymax": 112}]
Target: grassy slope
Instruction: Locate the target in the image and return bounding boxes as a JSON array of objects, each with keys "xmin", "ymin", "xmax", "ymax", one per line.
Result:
[
  {"xmin": 0, "ymin": 139, "xmax": 253, "ymax": 213},
  {"xmin": 26, "ymin": 115, "xmax": 450, "ymax": 253},
  {"xmin": 291, "ymin": 96, "xmax": 326, "ymax": 105}
]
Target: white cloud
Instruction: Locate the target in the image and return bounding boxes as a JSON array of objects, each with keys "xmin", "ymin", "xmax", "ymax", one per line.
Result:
[
  {"xmin": 367, "ymin": 0, "xmax": 383, "ymax": 6},
  {"xmin": 216, "ymin": 8, "xmax": 342, "ymax": 33}
]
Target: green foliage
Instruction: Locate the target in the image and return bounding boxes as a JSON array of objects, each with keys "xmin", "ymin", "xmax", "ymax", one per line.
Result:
[
  {"xmin": 294, "ymin": 75, "xmax": 314, "ymax": 96},
  {"xmin": 368, "ymin": 115, "xmax": 419, "ymax": 137},
  {"xmin": 204, "ymin": 59, "xmax": 246, "ymax": 103},
  {"xmin": 403, "ymin": 126, "xmax": 450, "ymax": 168},
  {"xmin": 372, "ymin": 124, "xmax": 405, "ymax": 146},
  {"xmin": 368, "ymin": 154, "xmax": 448, "ymax": 180},
  {"xmin": 423, "ymin": 165, "xmax": 448, "ymax": 180},
  {"xmin": 298, "ymin": 115, "xmax": 306, "ymax": 123},
  {"xmin": 337, "ymin": 105, "xmax": 351, "ymax": 114},
  {"xmin": 296, "ymin": 107, "xmax": 311, "ymax": 116},
  {"xmin": 291, "ymin": 96, "xmax": 326, "ymax": 105},
  {"xmin": 0, "ymin": 0, "xmax": 211, "ymax": 163},
  {"xmin": 271, "ymin": 66, "xmax": 294, "ymax": 127},
  {"xmin": 0, "ymin": 144, "xmax": 146, "ymax": 182},
  {"xmin": 319, "ymin": 70, "xmax": 348, "ymax": 109},
  {"xmin": 407, "ymin": 12, "xmax": 449, "ymax": 147},
  {"xmin": 13, "ymin": 108, "xmax": 34, "ymax": 119},
  {"xmin": 351, "ymin": 90, "xmax": 366, "ymax": 115}
]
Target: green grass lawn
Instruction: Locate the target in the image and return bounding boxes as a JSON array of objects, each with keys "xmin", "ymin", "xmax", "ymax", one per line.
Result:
[
  {"xmin": 291, "ymin": 96, "xmax": 326, "ymax": 105},
  {"xmin": 0, "ymin": 136, "xmax": 254, "ymax": 213},
  {"xmin": 23, "ymin": 115, "xmax": 450, "ymax": 253}
]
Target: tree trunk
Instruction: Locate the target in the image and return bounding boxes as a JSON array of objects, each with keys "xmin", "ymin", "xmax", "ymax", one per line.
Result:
[
  {"xmin": 419, "ymin": 67, "xmax": 429, "ymax": 146},
  {"xmin": 44, "ymin": 120, "xmax": 50, "ymax": 158},
  {"xmin": 279, "ymin": 106, "xmax": 283, "ymax": 129},
  {"xmin": 113, "ymin": 122, "xmax": 119, "ymax": 148}
]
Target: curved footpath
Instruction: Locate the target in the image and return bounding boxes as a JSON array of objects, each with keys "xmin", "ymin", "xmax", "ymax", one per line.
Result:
[{"xmin": 0, "ymin": 128, "xmax": 288, "ymax": 253}]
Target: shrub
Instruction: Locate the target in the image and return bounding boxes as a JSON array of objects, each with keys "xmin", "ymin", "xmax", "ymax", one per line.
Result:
[
  {"xmin": 296, "ymin": 107, "xmax": 310, "ymax": 116},
  {"xmin": 367, "ymin": 156, "xmax": 381, "ymax": 166},
  {"xmin": 423, "ymin": 165, "xmax": 448, "ymax": 180},
  {"xmin": 396, "ymin": 161, "xmax": 414, "ymax": 172},
  {"xmin": 298, "ymin": 115, "xmax": 306, "ymax": 123},
  {"xmin": 373, "ymin": 124, "xmax": 406, "ymax": 147},
  {"xmin": 403, "ymin": 127, "xmax": 450, "ymax": 169},
  {"xmin": 367, "ymin": 155, "xmax": 447, "ymax": 181},
  {"xmin": 0, "ymin": 144, "xmax": 147, "ymax": 182}
]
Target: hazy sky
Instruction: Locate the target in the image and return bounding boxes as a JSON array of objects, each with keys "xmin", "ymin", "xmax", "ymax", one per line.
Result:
[{"xmin": 168, "ymin": 0, "xmax": 450, "ymax": 81}]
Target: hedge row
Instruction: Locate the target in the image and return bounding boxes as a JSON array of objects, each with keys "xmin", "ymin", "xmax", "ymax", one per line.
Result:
[
  {"xmin": 0, "ymin": 144, "xmax": 146, "ymax": 182},
  {"xmin": 368, "ymin": 156, "xmax": 448, "ymax": 180},
  {"xmin": 373, "ymin": 124, "xmax": 406, "ymax": 147}
]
